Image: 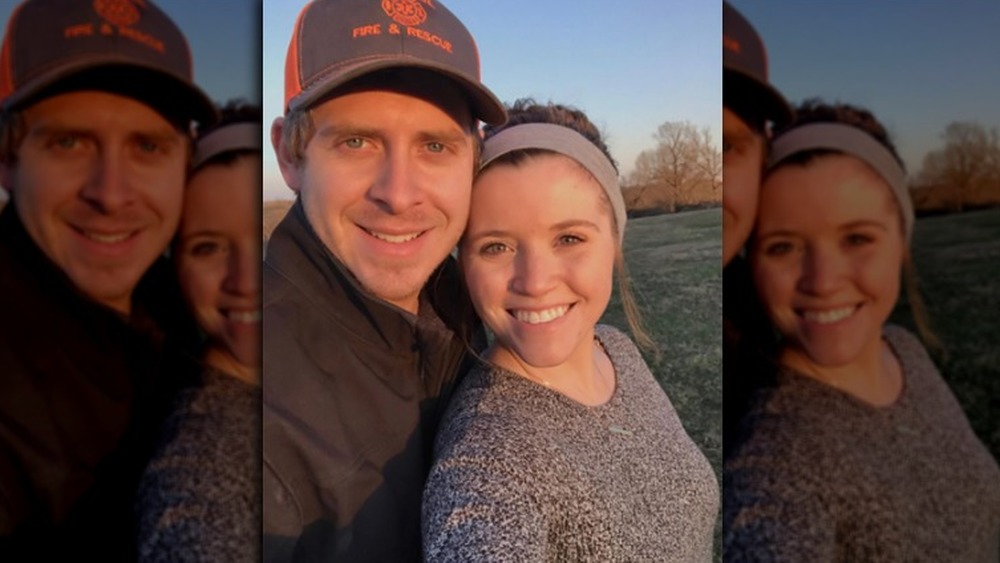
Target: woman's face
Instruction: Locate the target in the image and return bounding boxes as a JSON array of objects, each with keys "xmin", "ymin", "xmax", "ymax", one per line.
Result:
[
  {"xmin": 460, "ymin": 153, "xmax": 617, "ymax": 369},
  {"xmin": 749, "ymin": 153, "xmax": 905, "ymax": 369},
  {"xmin": 176, "ymin": 154, "xmax": 261, "ymax": 368}
]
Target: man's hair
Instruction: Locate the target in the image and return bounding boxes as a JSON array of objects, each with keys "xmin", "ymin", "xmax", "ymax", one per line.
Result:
[
  {"xmin": 0, "ymin": 111, "xmax": 25, "ymax": 166},
  {"xmin": 723, "ymin": 71, "xmax": 770, "ymax": 138},
  {"xmin": 279, "ymin": 68, "xmax": 482, "ymax": 166},
  {"xmin": 0, "ymin": 72, "xmax": 199, "ymax": 166}
]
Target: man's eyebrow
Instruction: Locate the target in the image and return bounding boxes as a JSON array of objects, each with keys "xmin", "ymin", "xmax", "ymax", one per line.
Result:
[
  {"xmin": 315, "ymin": 123, "xmax": 379, "ymax": 139},
  {"xmin": 723, "ymin": 127, "xmax": 755, "ymax": 143},
  {"xmin": 415, "ymin": 128, "xmax": 470, "ymax": 144}
]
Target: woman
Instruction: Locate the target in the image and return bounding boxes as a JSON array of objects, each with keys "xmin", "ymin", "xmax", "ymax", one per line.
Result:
[
  {"xmin": 422, "ymin": 100, "xmax": 719, "ymax": 561},
  {"xmin": 723, "ymin": 101, "xmax": 1000, "ymax": 560},
  {"xmin": 135, "ymin": 102, "xmax": 261, "ymax": 561}
]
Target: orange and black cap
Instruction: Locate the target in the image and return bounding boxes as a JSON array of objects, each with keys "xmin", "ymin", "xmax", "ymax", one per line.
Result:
[
  {"xmin": 0, "ymin": 0, "xmax": 217, "ymax": 128},
  {"xmin": 284, "ymin": 0, "xmax": 506, "ymax": 125},
  {"xmin": 723, "ymin": 2, "xmax": 792, "ymax": 129}
]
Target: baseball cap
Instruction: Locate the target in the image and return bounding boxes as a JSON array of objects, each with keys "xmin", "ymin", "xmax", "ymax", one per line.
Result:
[
  {"xmin": 723, "ymin": 2, "xmax": 792, "ymax": 128},
  {"xmin": 284, "ymin": 0, "xmax": 506, "ymax": 125},
  {"xmin": 0, "ymin": 0, "xmax": 217, "ymax": 126}
]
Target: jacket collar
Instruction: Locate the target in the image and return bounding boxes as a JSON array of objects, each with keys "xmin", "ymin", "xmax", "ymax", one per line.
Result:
[{"xmin": 264, "ymin": 199, "xmax": 479, "ymax": 352}]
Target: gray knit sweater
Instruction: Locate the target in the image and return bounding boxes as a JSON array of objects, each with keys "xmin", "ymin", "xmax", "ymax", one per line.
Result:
[
  {"xmin": 423, "ymin": 324, "xmax": 719, "ymax": 562},
  {"xmin": 136, "ymin": 368, "xmax": 260, "ymax": 562},
  {"xmin": 724, "ymin": 325, "xmax": 1000, "ymax": 561}
]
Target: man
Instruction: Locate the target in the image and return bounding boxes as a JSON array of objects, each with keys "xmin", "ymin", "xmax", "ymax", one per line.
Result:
[
  {"xmin": 0, "ymin": 0, "xmax": 216, "ymax": 557},
  {"xmin": 721, "ymin": 1, "xmax": 794, "ymax": 459},
  {"xmin": 722, "ymin": 1, "xmax": 793, "ymax": 267},
  {"xmin": 262, "ymin": 0, "xmax": 505, "ymax": 560}
]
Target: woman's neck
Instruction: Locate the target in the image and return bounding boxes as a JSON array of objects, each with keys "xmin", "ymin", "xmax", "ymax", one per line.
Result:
[
  {"xmin": 780, "ymin": 334, "xmax": 902, "ymax": 407},
  {"xmin": 204, "ymin": 346, "xmax": 259, "ymax": 386},
  {"xmin": 488, "ymin": 331, "xmax": 615, "ymax": 407}
]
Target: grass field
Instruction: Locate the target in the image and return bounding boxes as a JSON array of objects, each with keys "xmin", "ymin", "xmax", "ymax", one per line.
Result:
[
  {"xmin": 599, "ymin": 208, "xmax": 723, "ymax": 558},
  {"xmin": 889, "ymin": 206, "xmax": 1000, "ymax": 460},
  {"xmin": 602, "ymin": 209, "xmax": 722, "ymax": 469}
]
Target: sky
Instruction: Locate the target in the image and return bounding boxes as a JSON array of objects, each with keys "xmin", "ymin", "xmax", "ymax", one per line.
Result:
[
  {"xmin": 262, "ymin": 0, "xmax": 721, "ymax": 200},
  {"xmin": 730, "ymin": 0, "xmax": 1000, "ymax": 178},
  {"xmin": 0, "ymin": 1, "xmax": 260, "ymax": 108}
]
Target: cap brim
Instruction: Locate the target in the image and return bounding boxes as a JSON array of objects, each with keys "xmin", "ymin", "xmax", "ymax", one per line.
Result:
[
  {"xmin": 288, "ymin": 56, "xmax": 507, "ymax": 126},
  {"xmin": 2, "ymin": 58, "xmax": 218, "ymax": 127},
  {"xmin": 724, "ymin": 67, "xmax": 793, "ymax": 129}
]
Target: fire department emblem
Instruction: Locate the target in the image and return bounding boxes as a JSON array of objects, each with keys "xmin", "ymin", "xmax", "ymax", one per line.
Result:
[
  {"xmin": 93, "ymin": 0, "xmax": 140, "ymax": 28},
  {"xmin": 381, "ymin": 0, "xmax": 427, "ymax": 27}
]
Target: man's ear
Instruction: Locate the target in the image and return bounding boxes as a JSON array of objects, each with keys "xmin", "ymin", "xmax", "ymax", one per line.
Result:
[
  {"xmin": 271, "ymin": 116, "xmax": 302, "ymax": 194},
  {"xmin": 0, "ymin": 162, "xmax": 14, "ymax": 194}
]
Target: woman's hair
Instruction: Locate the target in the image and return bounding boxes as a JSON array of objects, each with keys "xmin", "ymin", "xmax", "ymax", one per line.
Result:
[
  {"xmin": 476, "ymin": 98, "xmax": 656, "ymax": 356},
  {"xmin": 763, "ymin": 99, "xmax": 940, "ymax": 353},
  {"xmin": 191, "ymin": 99, "xmax": 261, "ymax": 172}
]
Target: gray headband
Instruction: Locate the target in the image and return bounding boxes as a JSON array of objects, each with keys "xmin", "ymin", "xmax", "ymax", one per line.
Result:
[
  {"xmin": 480, "ymin": 123, "xmax": 627, "ymax": 244},
  {"xmin": 767, "ymin": 122, "xmax": 914, "ymax": 241},
  {"xmin": 191, "ymin": 123, "xmax": 262, "ymax": 171}
]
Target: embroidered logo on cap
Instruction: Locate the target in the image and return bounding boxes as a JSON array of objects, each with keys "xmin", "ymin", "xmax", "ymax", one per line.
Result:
[
  {"xmin": 381, "ymin": 0, "xmax": 428, "ymax": 27},
  {"xmin": 94, "ymin": 0, "xmax": 141, "ymax": 28},
  {"xmin": 351, "ymin": 0, "xmax": 452, "ymax": 54},
  {"xmin": 61, "ymin": 0, "xmax": 165, "ymax": 53}
]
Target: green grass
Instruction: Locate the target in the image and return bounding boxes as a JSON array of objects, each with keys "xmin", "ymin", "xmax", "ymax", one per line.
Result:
[
  {"xmin": 600, "ymin": 208, "xmax": 723, "ymax": 559},
  {"xmin": 889, "ymin": 206, "xmax": 1000, "ymax": 460}
]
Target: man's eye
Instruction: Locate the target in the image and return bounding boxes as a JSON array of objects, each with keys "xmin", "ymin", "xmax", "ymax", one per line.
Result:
[
  {"xmin": 50, "ymin": 135, "xmax": 81, "ymax": 150},
  {"xmin": 137, "ymin": 139, "xmax": 161, "ymax": 153},
  {"xmin": 427, "ymin": 141, "xmax": 445, "ymax": 153},
  {"xmin": 344, "ymin": 138, "xmax": 366, "ymax": 149}
]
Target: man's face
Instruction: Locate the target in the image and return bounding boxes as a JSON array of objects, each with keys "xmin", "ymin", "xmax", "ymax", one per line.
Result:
[
  {"xmin": 274, "ymin": 81, "xmax": 475, "ymax": 314},
  {"xmin": 722, "ymin": 106, "xmax": 765, "ymax": 266},
  {"xmin": 2, "ymin": 91, "xmax": 187, "ymax": 314}
]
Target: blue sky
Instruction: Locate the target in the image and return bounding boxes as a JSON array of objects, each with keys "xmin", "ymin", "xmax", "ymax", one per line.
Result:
[
  {"xmin": 0, "ymin": 1, "xmax": 260, "ymax": 109},
  {"xmin": 730, "ymin": 0, "xmax": 1000, "ymax": 177},
  {"xmin": 262, "ymin": 0, "xmax": 721, "ymax": 199}
]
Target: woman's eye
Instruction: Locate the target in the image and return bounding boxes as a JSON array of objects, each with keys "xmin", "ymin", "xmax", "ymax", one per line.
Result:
[
  {"xmin": 557, "ymin": 234, "xmax": 584, "ymax": 246},
  {"xmin": 480, "ymin": 242, "xmax": 509, "ymax": 256},
  {"xmin": 845, "ymin": 233, "xmax": 874, "ymax": 247},
  {"xmin": 764, "ymin": 241, "xmax": 795, "ymax": 256},
  {"xmin": 191, "ymin": 241, "xmax": 222, "ymax": 256}
]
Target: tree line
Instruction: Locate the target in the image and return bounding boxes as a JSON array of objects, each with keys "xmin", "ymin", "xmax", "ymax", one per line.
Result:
[{"xmin": 912, "ymin": 122, "xmax": 1000, "ymax": 214}]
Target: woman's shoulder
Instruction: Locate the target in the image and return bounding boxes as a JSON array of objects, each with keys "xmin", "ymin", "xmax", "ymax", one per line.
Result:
[
  {"xmin": 881, "ymin": 323, "xmax": 946, "ymax": 391},
  {"xmin": 436, "ymin": 363, "xmax": 560, "ymax": 457},
  {"xmin": 595, "ymin": 323, "xmax": 637, "ymax": 353},
  {"xmin": 882, "ymin": 324, "xmax": 929, "ymax": 357}
]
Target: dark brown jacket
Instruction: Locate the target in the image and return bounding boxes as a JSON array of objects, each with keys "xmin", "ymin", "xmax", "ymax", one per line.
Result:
[
  {"xmin": 0, "ymin": 204, "xmax": 194, "ymax": 560},
  {"xmin": 262, "ymin": 200, "xmax": 480, "ymax": 562}
]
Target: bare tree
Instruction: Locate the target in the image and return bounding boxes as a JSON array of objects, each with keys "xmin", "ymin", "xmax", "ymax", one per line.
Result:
[
  {"xmin": 917, "ymin": 121, "xmax": 1000, "ymax": 213},
  {"xmin": 627, "ymin": 121, "xmax": 721, "ymax": 213}
]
